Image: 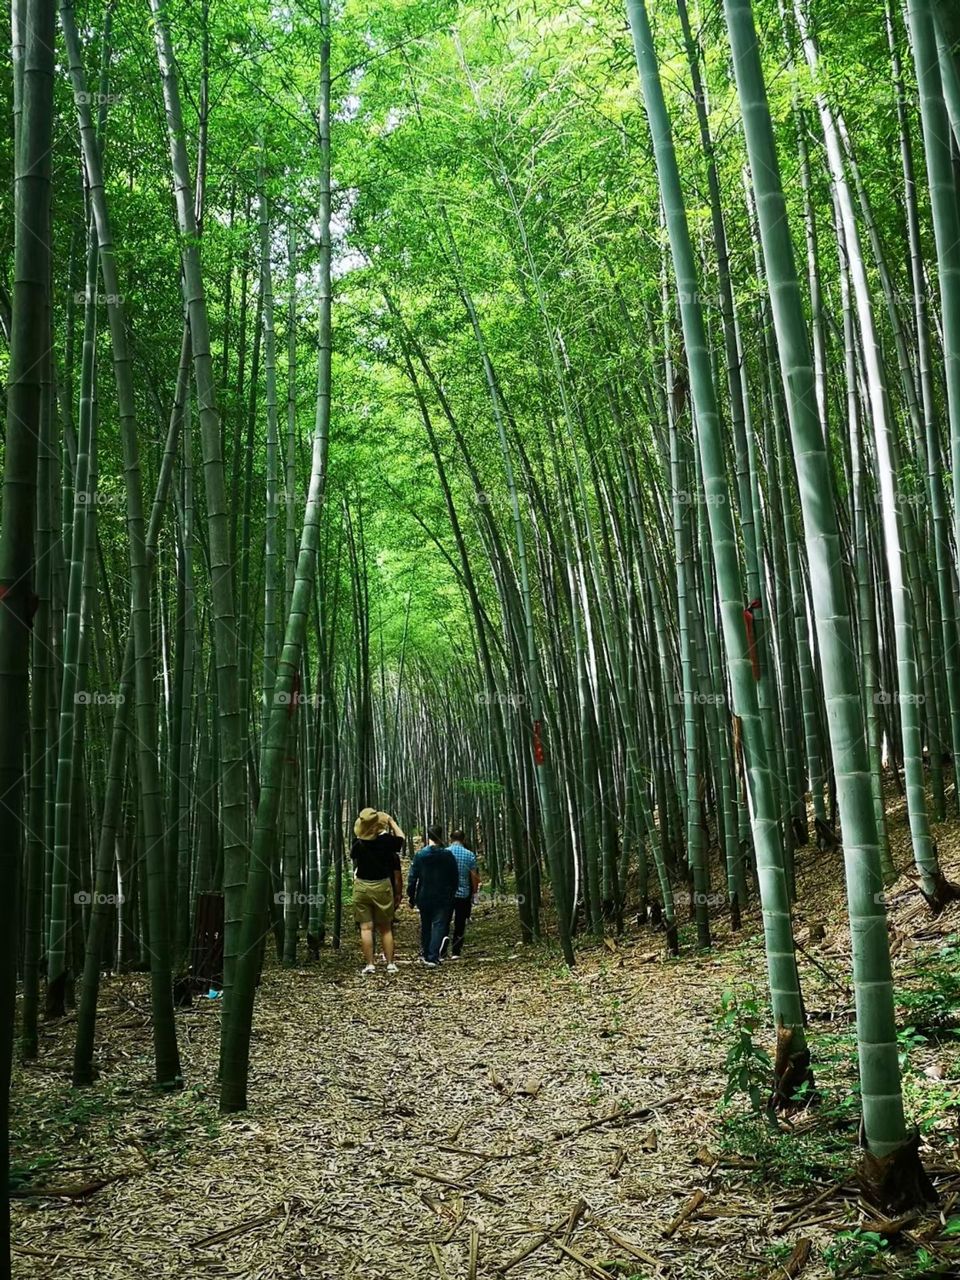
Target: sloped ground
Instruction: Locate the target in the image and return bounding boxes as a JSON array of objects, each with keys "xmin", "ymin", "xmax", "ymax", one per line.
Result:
[{"xmin": 11, "ymin": 809, "xmax": 960, "ymax": 1279}]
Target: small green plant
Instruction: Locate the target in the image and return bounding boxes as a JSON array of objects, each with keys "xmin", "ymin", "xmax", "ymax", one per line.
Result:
[
  {"xmin": 898, "ymin": 938, "xmax": 960, "ymax": 1030},
  {"xmin": 893, "ymin": 1025, "xmax": 960, "ymax": 1134},
  {"xmin": 823, "ymin": 1229, "xmax": 888, "ymax": 1277},
  {"xmin": 897, "ymin": 1026, "xmax": 929, "ymax": 1070},
  {"xmin": 8, "ymin": 1153, "xmax": 58, "ymax": 1191},
  {"xmin": 905, "ymin": 1244, "xmax": 957, "ymax": 1277},
  {"xmin": 761, "ymin": 1240, "xmax": 797, "ymax": 1268},
  {"xmin": 718, "ymin": 986, "xmax": 775, "ymax": 1122},
  {"xmin": 585, "ymin": 1068, "xmax": 604, "ymax": 1105},
  {"xmin": 607, "ymin": 994, "xmax": 624, "ymax": 1034},
  {"xmin": 718, "ymin": 1112, "xmax": 848, "ymax": 1187}
]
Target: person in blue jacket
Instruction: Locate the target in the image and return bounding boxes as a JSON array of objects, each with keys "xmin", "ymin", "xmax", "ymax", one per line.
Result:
[{"xmin": 407, "ymin": 827, "xmax": 459, "ymax": 966}]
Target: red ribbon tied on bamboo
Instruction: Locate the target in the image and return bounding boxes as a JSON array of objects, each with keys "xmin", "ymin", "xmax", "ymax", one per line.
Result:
[
  {"xmin": 742, "ymin": 598, "xmax": 762, "ymax": 681},
  {"xmin": 533, "ymin": 718, "xmax": 546, "ymax": 765},
  {"xmin": 0, "ymin": 583, "xmax": 40, "ymax": 624}
]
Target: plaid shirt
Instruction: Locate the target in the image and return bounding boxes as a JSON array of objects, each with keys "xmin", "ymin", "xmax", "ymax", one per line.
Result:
[{"xmin": 449, "ymin": 842, "xmax": 478, "ymax": 899}]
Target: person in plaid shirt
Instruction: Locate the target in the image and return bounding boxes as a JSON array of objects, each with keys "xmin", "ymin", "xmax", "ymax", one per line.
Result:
[{"xmin": 446, "ymin": 830, "xmax": 480, "ymax": 958}]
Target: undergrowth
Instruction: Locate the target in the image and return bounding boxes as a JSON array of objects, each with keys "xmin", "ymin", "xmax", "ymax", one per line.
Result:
[
  {"xmin": 10, "ymin": 1077, "xmax": 219, "ymax": 1189},
  {"xmin": 717, "ymin": 951, "xmax": 960, "ymax": 1277}
]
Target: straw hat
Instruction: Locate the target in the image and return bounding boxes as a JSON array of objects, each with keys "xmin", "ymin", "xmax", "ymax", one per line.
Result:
[{"xmin": 354, "ymin": 807, "xmax": 389, "ymax": 840}]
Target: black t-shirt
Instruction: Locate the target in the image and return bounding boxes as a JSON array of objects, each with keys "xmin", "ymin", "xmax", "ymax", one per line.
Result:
[{"xmin": 351, "ymin": 832, "xmax": 403, "ymax": 882}]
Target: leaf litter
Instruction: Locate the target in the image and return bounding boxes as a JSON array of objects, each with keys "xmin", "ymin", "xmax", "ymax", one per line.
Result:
[{"xmin": 11, "ymin": 812, "xmax": 960, "ymax": 1279}]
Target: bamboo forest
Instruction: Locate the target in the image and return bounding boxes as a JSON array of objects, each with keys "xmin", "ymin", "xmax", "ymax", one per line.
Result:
[{"xmin": 7, "ymin": 0, "xmax": 960, "ymax": 1274}]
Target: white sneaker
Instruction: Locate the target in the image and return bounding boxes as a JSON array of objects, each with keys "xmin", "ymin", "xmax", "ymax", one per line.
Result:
[
  {"xmin": 421, "ymin": 959, "xmax": 437, "ymax": 968},
  {"xmin": 450, "ymin": 953, "xmax": 461, "ymax": 960},
  {"xmin": 362, "ymin": 964, "xmax": 376, "ymax": 975},
  {"xmin": 386, "ymin": 963, "xmax": 398, "ymax": 974}
]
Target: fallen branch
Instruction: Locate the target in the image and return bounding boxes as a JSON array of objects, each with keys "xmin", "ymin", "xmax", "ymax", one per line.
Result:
[
  {"xmin": 436, "ymin": 1142, "xmax": 540, "ymax": 1161},
  {"xmin": 560, "ymin": 1197, "xmax": 588, "ymax": 1245},
  {"xmin": 10, "ymin": 1170, "xmax": 132, "ymax": 1200},
  {"xmin": 498, "ymin": 1231, "xmax": 552, "ymax": 1273},
  {"xmin": 410, "ymin": 1165, "xmax": 505, "ymax": 1204},
  {"xmin": 792, "ymin": 937, "xmax": 851, "ymax": 1000},
  {"xmin": 590, "ymin": 1219, "xmax": 661, "ymax": 1269},
  {"xmin": 766, "ymin": 1237, "xmax": 811, "ymax": 1279},
  {"xmin": 855, "ymin": 1210, "xmax": 918, "ymax": 1236},
  {"xmin": 193, "ymin": 1203, "xmax": 285, "ymax": 1248},
  {"xmin": 771, "ymin": 1182, "xmax": 844, "ymax": 1235},
  {"xmin": 13, "ymin": 1245, "xmax": 103, "ymax": 1263},
  {"xmin": 662, "ymin": 1188, "xmax": 707, "ymax": 1238},
  {"xmin": 553, "ymin": 1095, "xmax": 682, "ymax": 1141},
  {"xmin": 429, "ymin": 1242, "xmax": 452, "ymax": 1280},
  {"xmin": 468, "ymin": 1226, "xmax": 479, "ymax": 1280},
  {"xmin": 555, "ymin": 1239, "xmax": 616, "ymax": 1280}
]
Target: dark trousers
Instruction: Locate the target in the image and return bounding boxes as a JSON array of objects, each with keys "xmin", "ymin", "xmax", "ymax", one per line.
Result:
[
  {"xmin": 419, "ymin": 899, "xmax": 452, "ymax": 963},
  {"xmin": 450, "ymin": 897, "xmax": 472, "ymax": 955}
]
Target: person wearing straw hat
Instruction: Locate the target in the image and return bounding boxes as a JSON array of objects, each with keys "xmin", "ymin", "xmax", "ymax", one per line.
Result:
[{"xmin": 351, "ymin": 808, "xmax": 405, "ymax": 975}]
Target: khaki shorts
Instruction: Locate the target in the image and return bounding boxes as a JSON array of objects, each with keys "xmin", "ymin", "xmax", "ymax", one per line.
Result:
[{"xmin": 353, "ymin": 878, "xmax": 395, "ymax": 926}]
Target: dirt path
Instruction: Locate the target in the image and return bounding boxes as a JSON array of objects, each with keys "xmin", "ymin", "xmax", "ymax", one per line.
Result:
[
  {"xmin": 12, "ymin": 849, "xmax": 960, "ymax": 1280},
  {"xmin": 13, "ymin": 902, "xmax": 785, "ymax": 1280}
]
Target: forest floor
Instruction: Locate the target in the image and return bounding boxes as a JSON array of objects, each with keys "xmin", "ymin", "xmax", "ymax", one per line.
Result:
[{"xmin": 11, "ymin": 801, "xmax": 960, "ymax": 1280}]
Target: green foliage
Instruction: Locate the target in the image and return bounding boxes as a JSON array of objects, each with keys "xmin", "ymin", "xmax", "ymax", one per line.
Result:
[
  {"xmin": 607, "ymin": 993, "xmax": 624, "ymax": 1034},
  {"xmin": 808, "ymin": 1012, "xmax": 960, "ymax": 1144},
  {"xmin": 8, "ymin": 1154, "xmax": 58, "ymax": 1191},
  {"xmin": 718, "ymin": 1112, "xmax": 849, "ymax": 1188},
  {"xmin": 823, "ymin": 1230, "xmax": 888, "ymax": 1278},
  {"xmin": 898, "ymin": 1058, "xmax": 960, "ymax": 1137},
  {"xmin": 717, "ymin": 985, "xmax": 774, "ymax": 1120},
  {"xmin": 897, "ymin": 938, "xmax": 960, "ymax": 1031},
  {"xmin": 906, "ymin": 1246, "xmax": 954, "ymax": 1277},
  {"xmin": 11, "ymin": 1077, "xmax": 220, "ymax": 1187},
  {"xmin": 761, "ymin": 1240, "xmax": 798, "ymax": 1269},
  {"xmin": 456, "ymin": 776, "xmax": 505, "ymax": 797},
  {"xmin": 716, "ymin": 987, "xmax": 855, "ymax": 1189},
  {"xmin": 585, "ymin": 1068, "xmax": 604, "ymax": 1105}
]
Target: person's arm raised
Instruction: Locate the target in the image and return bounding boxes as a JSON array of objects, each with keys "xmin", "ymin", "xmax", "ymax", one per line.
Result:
[{"xmin": 388, "ymin": 814, "xmax": 405, "ymax": 841}]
